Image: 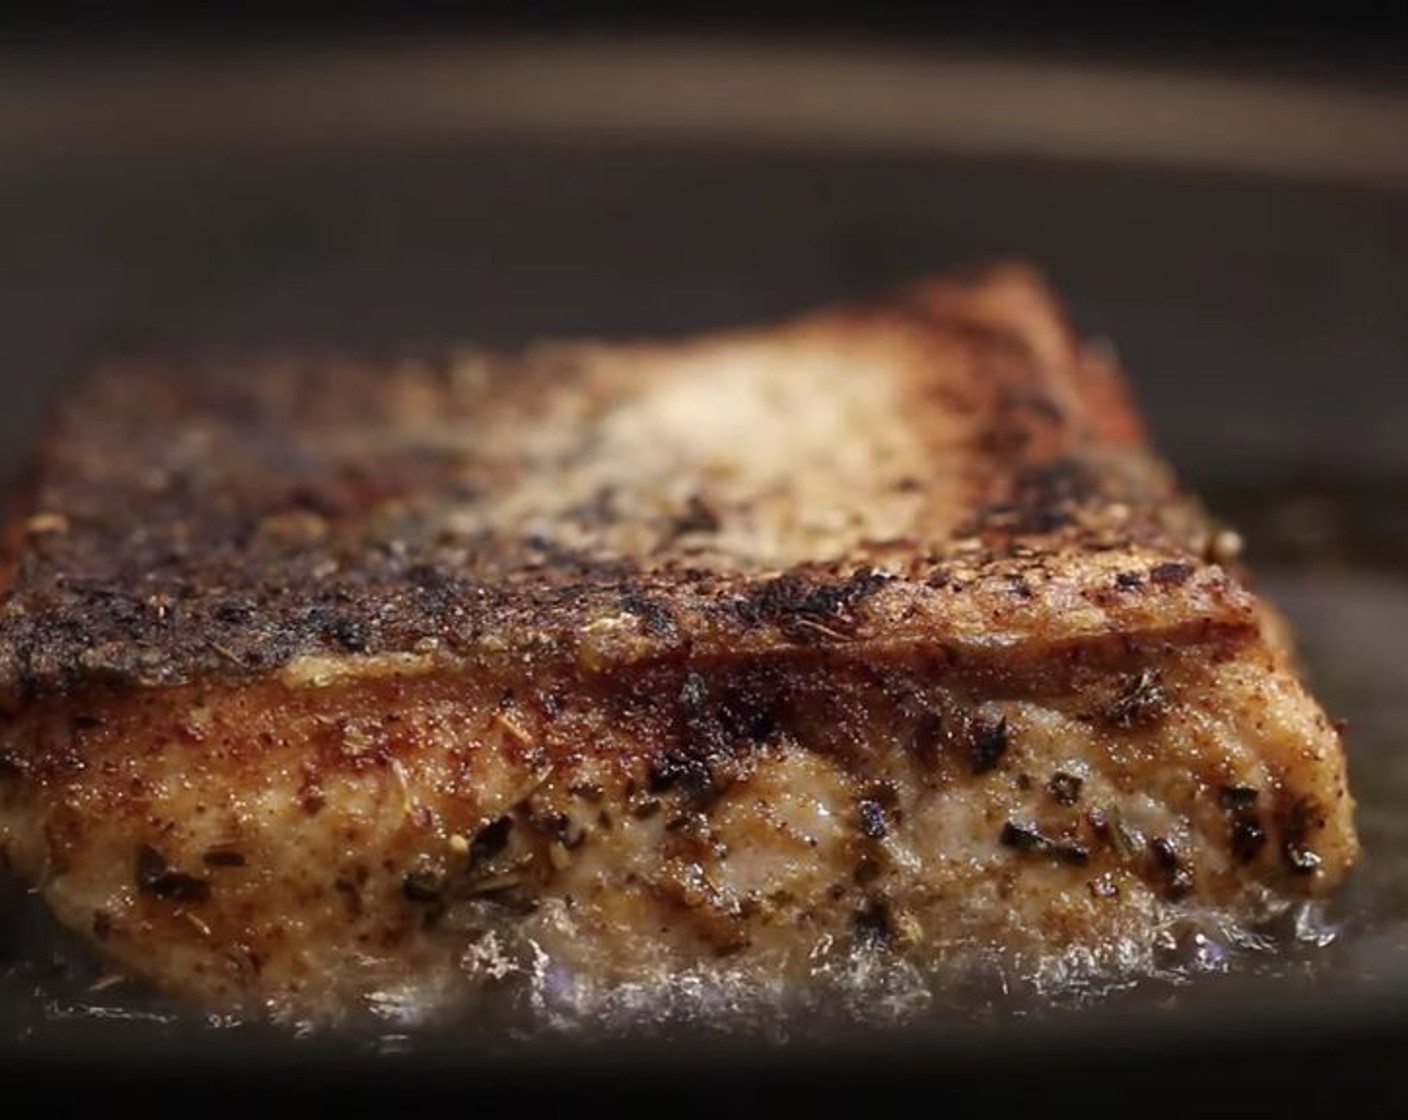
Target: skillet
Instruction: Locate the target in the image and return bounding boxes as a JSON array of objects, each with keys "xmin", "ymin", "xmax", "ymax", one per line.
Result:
[{"xmin": 1, "ymin": 37, "xmax": 1406, "ymax": 1105}]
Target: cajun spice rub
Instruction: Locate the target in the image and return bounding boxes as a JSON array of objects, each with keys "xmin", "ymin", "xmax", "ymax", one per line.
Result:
[{"xmin": 0, "ymin": 265, "xmax": 1356, "ymax": 1024}]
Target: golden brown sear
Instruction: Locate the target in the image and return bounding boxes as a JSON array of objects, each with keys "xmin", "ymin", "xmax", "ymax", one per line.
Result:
[{"xmin": 0, "ymin": 265, "xmax": 1356, "ymax": 1025}]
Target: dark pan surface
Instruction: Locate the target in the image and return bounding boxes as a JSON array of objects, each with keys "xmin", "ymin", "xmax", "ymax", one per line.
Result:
[{"xmin": 1, "ymin": 39, "xmax": 1406, "ymax": 1100}]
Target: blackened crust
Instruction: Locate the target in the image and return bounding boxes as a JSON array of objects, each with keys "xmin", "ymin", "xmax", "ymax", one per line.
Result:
[{"xmin": 0, "ymin": 264, "xmax": 1250, "ymax": 701}]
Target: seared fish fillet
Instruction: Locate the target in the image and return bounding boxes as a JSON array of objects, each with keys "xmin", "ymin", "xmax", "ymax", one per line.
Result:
[{"xmin": 0, "ymin": 265, "xmax": 1356, "ymax": 1026}]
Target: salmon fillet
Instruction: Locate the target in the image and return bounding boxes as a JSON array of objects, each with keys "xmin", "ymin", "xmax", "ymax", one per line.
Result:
[{"xmin": 0, "ymin": 264, "xmax": 1356, "ymax": 1027}]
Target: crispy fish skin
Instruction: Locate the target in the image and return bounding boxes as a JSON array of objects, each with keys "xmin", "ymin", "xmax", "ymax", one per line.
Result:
[{"xmin": 0, "ymin": 265, "xmax": 1356, "ymax": 1023}]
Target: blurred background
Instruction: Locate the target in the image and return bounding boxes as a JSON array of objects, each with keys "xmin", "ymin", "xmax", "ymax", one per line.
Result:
[
  {"xmin": 3, "ymin": 4, "xmax": 1408, "ymax": 73},
  {"xmin": 2, "ymin": 4, "xmax": 1406, "ymax": 492},
  {"xmin": 2, "ymin": 2, "xmax": 1408, "ymax": 1101}
]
